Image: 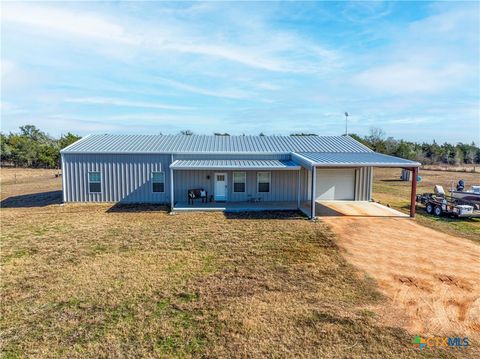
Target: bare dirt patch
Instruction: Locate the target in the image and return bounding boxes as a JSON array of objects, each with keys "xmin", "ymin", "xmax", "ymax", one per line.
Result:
[{"xmin": 323, "ymin": 216, "xmax": 480, "ymax": 345}]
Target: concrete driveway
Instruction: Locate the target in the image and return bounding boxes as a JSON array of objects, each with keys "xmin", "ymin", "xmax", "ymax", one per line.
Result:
[{"xmin": 322, "ymin": 214, "xmax": 480, "ymax": 341}]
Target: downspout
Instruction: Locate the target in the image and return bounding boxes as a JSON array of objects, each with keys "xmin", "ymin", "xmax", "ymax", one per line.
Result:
[
  {"xmin": 310, "ymin": 166, "xmax": 316, "ymax": 219},
  {"xmin": 170, "ymin": 154, "xmax": 174, "ymax": 211},
  {"xmin": 61, "ymin": 153, "xmax": 66, "ymax": 203},
  {"xmin": 297, "ymin": 169, "xmax": 301, "ymax": 209}
]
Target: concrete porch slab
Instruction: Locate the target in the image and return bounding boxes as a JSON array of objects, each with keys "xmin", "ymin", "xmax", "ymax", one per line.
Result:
[
  {"xmin": 173, "ymin": 201, "xmax": 299, "ymax": 212},
  {"xmin": 315, "ymin": 201, "xmax": 408, "ymax": 217}
]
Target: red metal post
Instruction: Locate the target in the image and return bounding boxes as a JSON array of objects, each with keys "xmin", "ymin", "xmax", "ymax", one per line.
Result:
[{"xmin": 410, "ymin": 167, "xmax": 418, "ymax": 218}]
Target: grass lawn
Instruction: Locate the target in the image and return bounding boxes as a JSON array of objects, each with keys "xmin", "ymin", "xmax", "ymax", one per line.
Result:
[
  {"xmin": 373, "ymin": 168, "xmax": 480, "ymax": 242},
  {"xmin": 0, "ymin": 168, "xmax": 472, "ymax": 358}
]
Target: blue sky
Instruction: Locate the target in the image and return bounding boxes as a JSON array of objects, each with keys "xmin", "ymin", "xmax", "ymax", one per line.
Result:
[{"xmin": 1, "ymin": 1, "xmax": 479, "ymax": 143}]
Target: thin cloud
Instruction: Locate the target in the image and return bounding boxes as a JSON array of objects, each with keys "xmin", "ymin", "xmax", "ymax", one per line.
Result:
[
  {"xmin": 1, "ymin": 3, "xmax": 338, "ymax": 73},
  {"xmin": 352, "ymin": 62, "xmax": 471, "ymax": 94},
  {"xmin": 64, "ymin": 97, "xmax": 194, "ymax": 110},
  {"xmin": 1, "ymin": 3, "xmax": 132, "ymax": 44},
  {"xmin": 155, "ymin": 77, "xmax": 253, "ymax": 99},
  {"xmin": 350, "ymin": 6, "xmax": 477, "ymax": 95}
]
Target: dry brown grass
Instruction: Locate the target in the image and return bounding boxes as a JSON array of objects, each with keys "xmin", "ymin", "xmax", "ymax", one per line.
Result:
[
  {"xmin": 0, "ymin": 168, "xmax": 61, "ymax": 204},
  {"xmin": 0, "ymin": 168, "xmax": 472, "ymax": 358},
  {"xmin": 0, "ymin": 206, "xmax": 432, "ymax": 358},
  {"xmin": 421, "ymin": 164, "xmax": 480, "ymax": 173}
]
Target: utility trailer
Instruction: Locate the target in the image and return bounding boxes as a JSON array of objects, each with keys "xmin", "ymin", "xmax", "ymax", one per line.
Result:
[{"xmin": 416, "ymin": 185, "xmax": 480, "ymax": 218}]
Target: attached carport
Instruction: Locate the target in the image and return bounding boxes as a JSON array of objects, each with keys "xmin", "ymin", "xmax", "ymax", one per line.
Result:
[{"xmin": 292, "ymin": 152, "xmax": 421, "ymax": 219}]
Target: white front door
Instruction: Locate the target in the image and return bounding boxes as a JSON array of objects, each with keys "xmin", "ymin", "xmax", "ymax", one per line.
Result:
[{"xmin": 214, "ymin": 173, "xmax": 227, "ymax": 201}]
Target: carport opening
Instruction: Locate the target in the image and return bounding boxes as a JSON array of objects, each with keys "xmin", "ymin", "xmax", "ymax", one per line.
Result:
[{"xmin": 309, "ymin": 166, "xmax": 418, "ymax": 219}]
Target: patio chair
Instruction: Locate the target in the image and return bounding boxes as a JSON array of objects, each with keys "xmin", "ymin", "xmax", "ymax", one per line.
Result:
[{"xmin": 188, "ymin": 189, "xmax": 208, "ymax": 205}]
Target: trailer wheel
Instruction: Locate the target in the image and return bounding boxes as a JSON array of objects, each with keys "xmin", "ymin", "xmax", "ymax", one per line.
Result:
[
  {"xmin": 434, "ymin": 206, "xmax": 443, "ymax": 216},
  {"xmin": 426, "ymin": 203, "xmax": 434, "ymax": 214}
]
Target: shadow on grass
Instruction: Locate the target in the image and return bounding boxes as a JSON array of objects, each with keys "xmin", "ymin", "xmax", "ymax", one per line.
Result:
[
  {"xmin": 106, "ymin": 203, "xmax": 169, "ymax": 213},
  {"xmin": 0, "ymin": 190, "xmax": 62, "ymax": 208},
  {"xmin": 224, "ymin": 210, "xmax": 306, "ymax": 220}
]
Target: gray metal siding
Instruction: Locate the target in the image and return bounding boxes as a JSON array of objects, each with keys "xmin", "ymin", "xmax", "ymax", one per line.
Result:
[
  {"xmin": 62, "ymin": 153, "xmax": 373, "ymax": 205},
  {"xmin": 62, "ymin": 153, "xmax": 171, "ymax": 203},
  {"xmin": 300, "ymin": 167, "xmax": 311, "ymax": 201},
  {"xmin": 173, "ymin": 170, "xmax": 300, "ymax": 204},
  {"xmin": 354, "ymin": 167, "xmax": 373, "ymax": 201}
]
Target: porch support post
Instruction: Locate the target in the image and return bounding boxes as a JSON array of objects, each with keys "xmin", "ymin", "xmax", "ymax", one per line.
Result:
[
  {"xmin": 410, "ymin": 167, "xmax": 418, "ymax": 218},
  {"xmin": 297, "ymin": 169, "xmax": 301, "ymax": 209},
  {"xmin": 310, "ymin": 166, "xmax": 317, "ymax": 219},
  {"xmin": 170, "ymin": 167, "xmax": 174, "ymax": 211}
]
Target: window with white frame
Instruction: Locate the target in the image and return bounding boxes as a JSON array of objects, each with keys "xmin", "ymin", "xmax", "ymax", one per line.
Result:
[
  {"xmin": 88, "ymin": 171, "xmax": 101, "ymax": 193},
  {"xmin": 257, "ymin": 172, "xmax": 271, "ymax": 193},
  {"xmin": 233, "ymin": 172, "xmax": 246, "ymax": 193},
  {"xmin": 152, "ymin": 172, "xmax": 165, "ymax": 193}
]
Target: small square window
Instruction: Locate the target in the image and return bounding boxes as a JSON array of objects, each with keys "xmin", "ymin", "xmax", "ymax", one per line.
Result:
[
  {"xmin": 152, "ymin": 172, "xmax": 165, "ymax": 193},
  {"xmin": 258, "ymin": 182, "xmax": 269, "ymax": 192},
  {"xmin": 88, "ymin": 171, "xmax": 101, "ymax": 193},
  {"xmin": 89, "ymin": 182, "xmax": 101, "ymax": 193},
  {"xmin": 88, "ymin": 172, "xmax": 101, "ymax": 182},
  {"xmin": 233, "ymin": 172, "xmax": 246, "ymax": 193},
  {"xmin": 257, "ymin": 172, "xmax": 271, "ymax": 193}
]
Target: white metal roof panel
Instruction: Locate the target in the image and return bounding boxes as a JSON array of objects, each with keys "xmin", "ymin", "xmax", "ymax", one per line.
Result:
[
  {"xmin": 170, "ymin": 159, "xmax": 301, "ymax": 170},
  {"xmin": 295, "ymin": 152, "xmax": 421, "ymax": 167},
  {"xmin": 61, "ymin": 134, "xmax": 372, "ymax": 154}
]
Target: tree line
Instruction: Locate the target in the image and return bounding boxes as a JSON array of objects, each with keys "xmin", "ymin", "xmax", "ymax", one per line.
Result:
[
  {"xmin": 1, "ymin": 125, "xmax": 478, "ymax": 168},
  {"xmin": 1, "ymin": 125, "xmax": 80, "ymax": 168},
  {"xmin": 348, "ymin": 128, "xmax": 480, "ymax": 165}
]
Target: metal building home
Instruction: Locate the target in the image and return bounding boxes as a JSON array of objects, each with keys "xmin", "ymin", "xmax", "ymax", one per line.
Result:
[{"xmin": 60, "ymin": 134, "xmax": 420, "ymax": 218}]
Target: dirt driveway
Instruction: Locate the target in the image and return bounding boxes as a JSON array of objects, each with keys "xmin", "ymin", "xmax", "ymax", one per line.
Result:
[{"xmin": 323, "ymin": 215, "xmax": 480, "ymax": 341}]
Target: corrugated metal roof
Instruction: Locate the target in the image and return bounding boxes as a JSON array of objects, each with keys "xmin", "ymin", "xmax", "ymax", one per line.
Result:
[
  {"xmin": 61, "ymin": 134, "xmax": 372, "ymax": 154},
  {"xmin": 295, "ymin": 152, "xmax": 421, "ymax": 167},
  {"xmin": 170, "ymin": 159, "xmax": 300, "ymax": 170}
]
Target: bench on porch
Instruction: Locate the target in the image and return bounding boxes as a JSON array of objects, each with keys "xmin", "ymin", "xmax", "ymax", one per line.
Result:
[{"xmin": 188, "ymin": 189, "xmax": 208, "ymax": 205}]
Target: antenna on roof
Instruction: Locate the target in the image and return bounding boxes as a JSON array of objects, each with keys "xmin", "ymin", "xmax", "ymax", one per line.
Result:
[{"xmin": 344, "ymin": 112, "xmax": 349, "ymax": 136}]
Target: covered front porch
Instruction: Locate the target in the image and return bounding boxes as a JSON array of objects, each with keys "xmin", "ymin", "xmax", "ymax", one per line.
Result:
[{"xmin": 169, "ymin": 158, "xmax": 306, "ymax": 212}]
